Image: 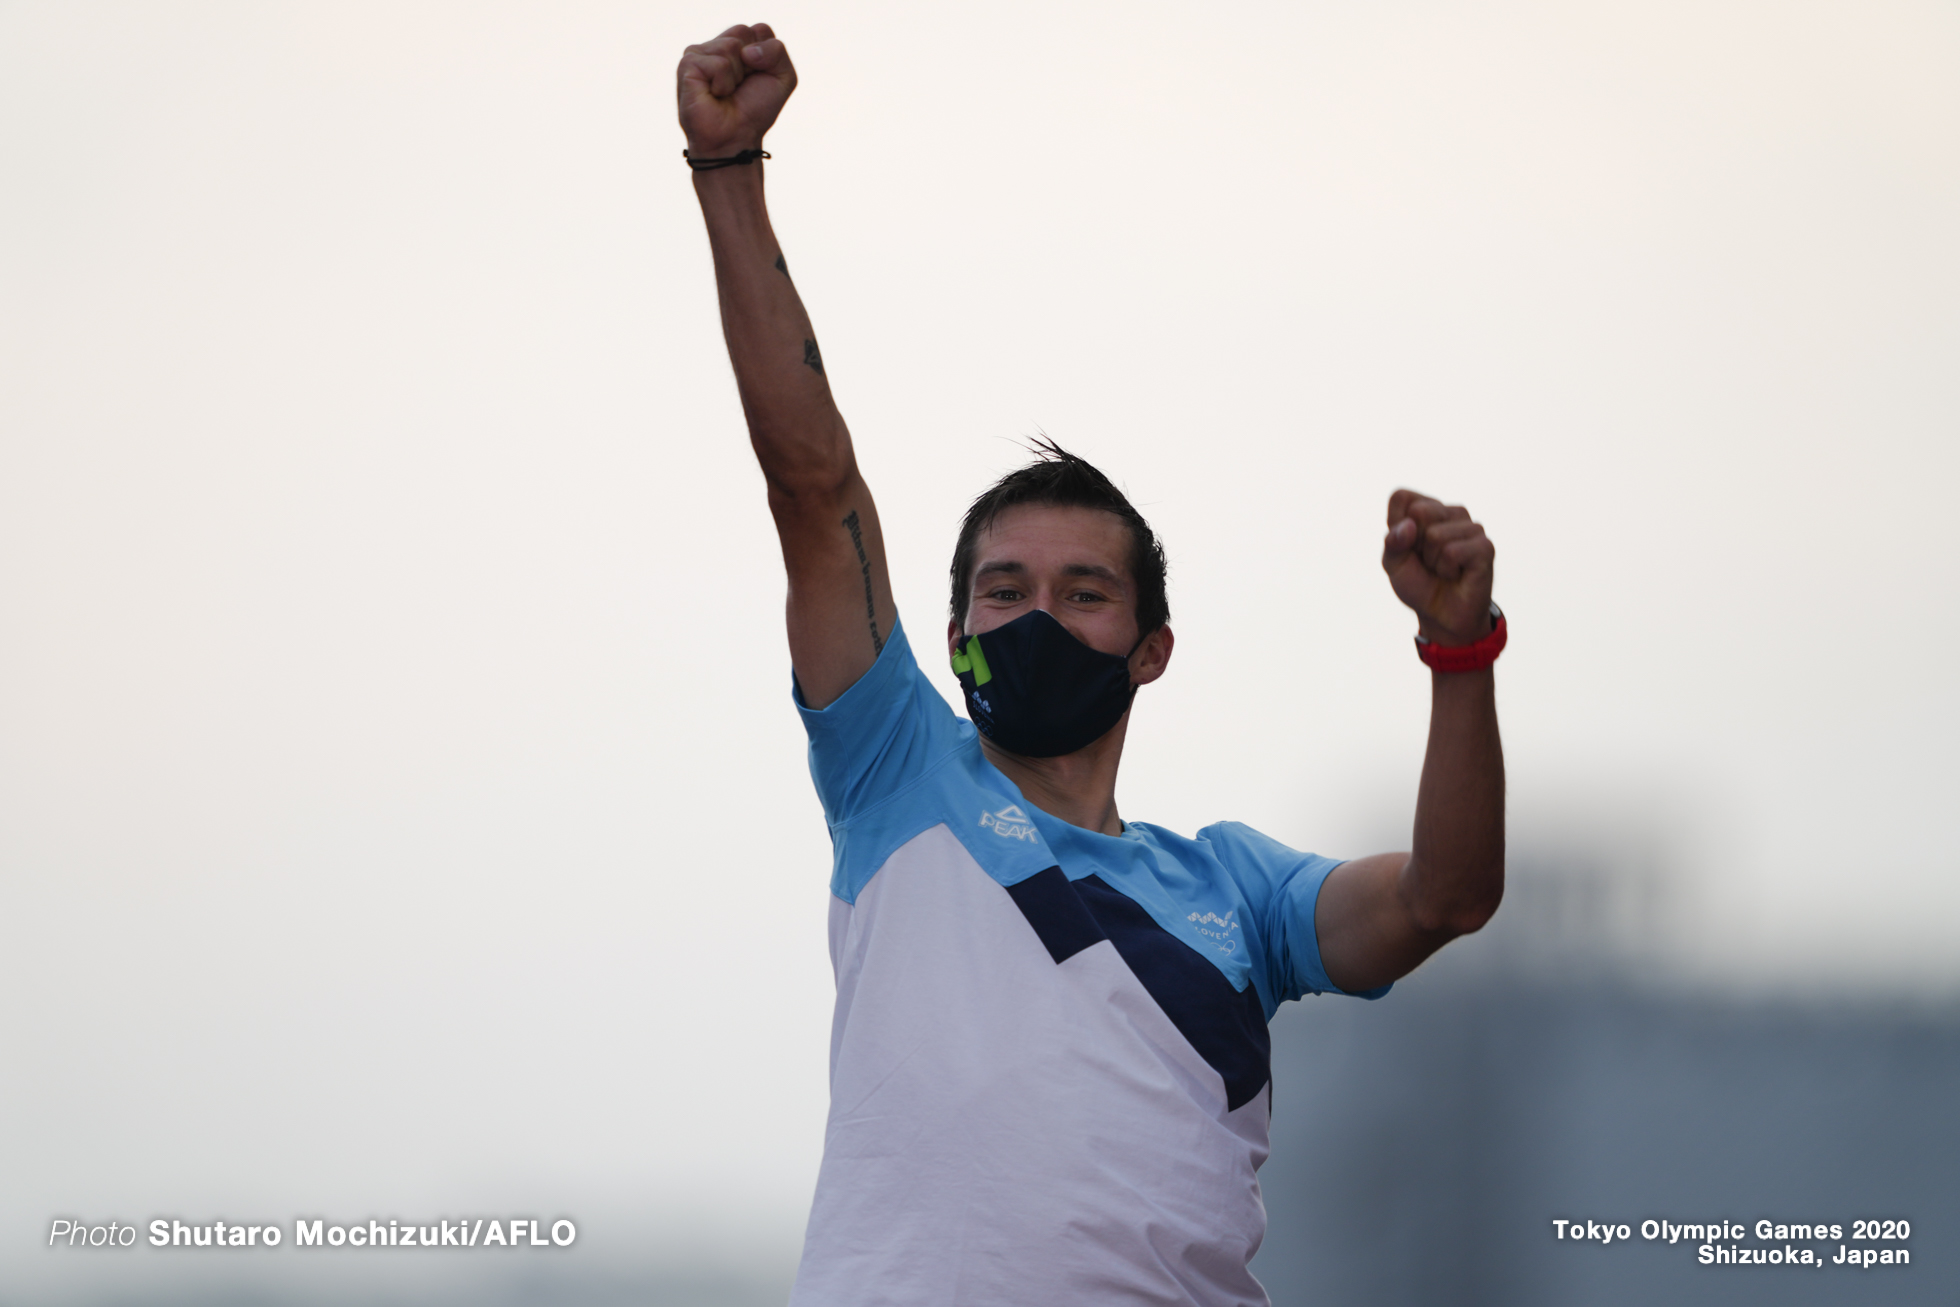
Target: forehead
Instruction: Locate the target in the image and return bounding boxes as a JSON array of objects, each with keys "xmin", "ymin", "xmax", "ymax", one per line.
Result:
[{"xmin": 971, "ymin": 503, "xmax": 1134, "ymax": 582}]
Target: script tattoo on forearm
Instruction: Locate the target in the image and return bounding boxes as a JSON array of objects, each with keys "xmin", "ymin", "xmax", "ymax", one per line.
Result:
[
  {"xmin": 803, "ymin": 339, "xmax": 825, "ymax": 376},
  {"xmin": 841, "ymin": 509, "xmax": 884, "ymax": 655}
]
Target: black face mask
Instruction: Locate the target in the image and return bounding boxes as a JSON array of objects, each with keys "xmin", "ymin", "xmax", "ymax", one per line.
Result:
[{"xmin": 950, "ymin": 609, "xmax": 1138, "ymax": 758}]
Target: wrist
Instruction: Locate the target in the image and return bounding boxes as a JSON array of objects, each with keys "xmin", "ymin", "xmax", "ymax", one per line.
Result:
[
  {"xmin": 690, "ymin": 156, "xmax": 767, "ymax": 205},
  {"xmin": 685, "ymin": 137, "xmax": 765, "ymax": 161},
  {"xmin": 1416, "ymin": 608, "xmax": 1494, "ymax": 647},
  {"xmin": 1415, "ymin": 604, "xmax": 1506, "ymax": 673}
]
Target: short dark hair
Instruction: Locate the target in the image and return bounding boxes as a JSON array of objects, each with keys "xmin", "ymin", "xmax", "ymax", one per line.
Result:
[{"xmin": 949, "ymin": 438, "xmax": 1169, "ymax": 637}]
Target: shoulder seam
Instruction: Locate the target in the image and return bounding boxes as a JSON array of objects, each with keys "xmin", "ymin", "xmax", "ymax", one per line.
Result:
[{"xmin": 828, "ymin": 736, "xmax": 975, "ymax": 837}]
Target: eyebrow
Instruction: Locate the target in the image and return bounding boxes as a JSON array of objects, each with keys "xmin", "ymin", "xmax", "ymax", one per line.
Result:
[{"xmin": 972, "ymin": 561, "xmax": 1125, "ymax": 586}]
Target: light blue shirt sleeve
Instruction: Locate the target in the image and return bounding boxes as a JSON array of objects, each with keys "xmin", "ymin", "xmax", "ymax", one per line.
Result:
[
  {"xmin": 1200, "ymin": 820, "xmax": 1392, "ymax": 1010},
  {"xmin": 792, "ymin": 618, "xmax": 971, "ymax": 829}
]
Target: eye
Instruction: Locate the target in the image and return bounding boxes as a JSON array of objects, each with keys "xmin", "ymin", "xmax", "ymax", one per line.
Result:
[
  {"xmin": 986, "ymin": 587, "xmax": 1024, "ymax": 602},
  {"xmin": 1069, "ymin": 590, "xmax": 1106, "ymax": 604}
]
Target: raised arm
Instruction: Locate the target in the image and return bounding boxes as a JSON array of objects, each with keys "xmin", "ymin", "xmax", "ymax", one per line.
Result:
[
  {"xmin": 1313, "ymin": 491, "xmax": 1506, "ymax": 992},
  {"xmin": 679, "ymin": 24, "xmax": 896, "ymax": 707}
]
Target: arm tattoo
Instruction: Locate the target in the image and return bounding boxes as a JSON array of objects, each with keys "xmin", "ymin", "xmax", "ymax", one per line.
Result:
[
  {"xmin": 803, "ymin": 339, "xmax": 825, "ymax": 376},
  {"xmin": 841, "ymin": 509, "xmax": 885, "ymax": 655},
  {"xmin": 774, "ymin": 253, "xmax": 790, "ymax": 278}
]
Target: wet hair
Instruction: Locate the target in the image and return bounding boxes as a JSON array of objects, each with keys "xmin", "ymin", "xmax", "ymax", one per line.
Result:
[{"xmin": 949, "ymin": 437, "xmax": 1169, "ymax": 637}]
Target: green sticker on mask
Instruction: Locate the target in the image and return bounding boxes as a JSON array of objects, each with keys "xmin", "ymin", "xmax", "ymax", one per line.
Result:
[{"xmin": 950, "ymin": 635, "xmax": 992, "ymax": 686}]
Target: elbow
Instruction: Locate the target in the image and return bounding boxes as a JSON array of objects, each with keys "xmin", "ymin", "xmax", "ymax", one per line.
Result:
[
  {"xmin": 1404, "ymin": 859, "xmax": 1505, "ymax": 939},
  {"xmin": 1442, "ymin": 890, "xmax": 1502, "ymax": 938},
  {"xmin": 762, "ymin": 456, "xmax": 857, "ymax": 519},
  {"xmin": 752, "ymin": 419, "xmax": 857, "ymax": 506}
]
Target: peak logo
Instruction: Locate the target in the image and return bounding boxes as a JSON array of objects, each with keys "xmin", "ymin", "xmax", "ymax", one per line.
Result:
[{"xmin": 979, "ymin": 804, "xmax": 1040, "ymax": 842}]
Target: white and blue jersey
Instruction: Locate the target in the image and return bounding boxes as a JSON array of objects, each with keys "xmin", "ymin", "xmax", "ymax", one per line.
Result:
[{"xmin": 789, "ymin": 620, "xmax": 1386, "ymax": 1307}]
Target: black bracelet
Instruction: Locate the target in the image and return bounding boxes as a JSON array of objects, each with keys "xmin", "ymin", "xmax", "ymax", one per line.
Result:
[{"xmin": 683, "ymin": 148, "xmax": 770, "ymax": 171}]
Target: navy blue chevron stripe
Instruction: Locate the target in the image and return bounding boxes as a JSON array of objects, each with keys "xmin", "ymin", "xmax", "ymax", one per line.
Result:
[{"xmin": 1003, "ymin": 866, "xmax": 1271, "ymax": 1112}]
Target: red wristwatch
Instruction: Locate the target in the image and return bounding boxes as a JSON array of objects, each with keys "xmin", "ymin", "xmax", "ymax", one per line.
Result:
[{"xmin": 1414, "ymin": 604, "xmax": 1506, "ymax": 672}]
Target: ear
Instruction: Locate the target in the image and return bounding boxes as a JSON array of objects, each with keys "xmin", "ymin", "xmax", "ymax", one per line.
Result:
[
  {"xmin": 946, "ymin": 617, "xmax": 963, "ymax": 658},
  {"xmin": 1128, "ymin": 623, "xmax": 1174, "ymax": 687}
]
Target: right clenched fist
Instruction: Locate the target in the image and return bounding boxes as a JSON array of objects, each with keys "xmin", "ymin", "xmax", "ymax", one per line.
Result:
[{"xmin": 678, "ymin": 23, "xmax": 796, "ymax": 159}]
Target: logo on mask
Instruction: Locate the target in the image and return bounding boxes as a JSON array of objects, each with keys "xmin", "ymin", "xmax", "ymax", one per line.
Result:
[{"xmin": 979, "ymin": 804, "xmax": 1040, "ymax": 842}]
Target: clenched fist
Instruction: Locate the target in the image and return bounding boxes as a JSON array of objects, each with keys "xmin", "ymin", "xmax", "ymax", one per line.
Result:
[
  {"xmin": 678, "ymin": 23, "xmax": 796, "ymax": 159},
  {"xmin": 1381, "ymin": 490, "xmax": 1496, "ymax": 646}
]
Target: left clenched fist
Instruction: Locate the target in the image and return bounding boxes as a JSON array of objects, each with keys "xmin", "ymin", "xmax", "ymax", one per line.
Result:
[{"xmin": 1381, "ymin": 489, "xmax": 1495, "ymax": 646}]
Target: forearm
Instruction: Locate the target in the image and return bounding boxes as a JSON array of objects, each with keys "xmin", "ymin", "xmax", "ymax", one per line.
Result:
[
  {"xmin": 1400, "ymin": 668, "xmax": 1505, "ymax": 935},
  {"xmin": 694, "ymin": 165, "xmax": 853, "ymax": 498}
]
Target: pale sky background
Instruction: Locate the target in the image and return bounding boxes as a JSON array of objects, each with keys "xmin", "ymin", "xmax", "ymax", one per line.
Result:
[{"xmin": 3, "ymin": 1, "xmax": 1956, "ymax": 1300}]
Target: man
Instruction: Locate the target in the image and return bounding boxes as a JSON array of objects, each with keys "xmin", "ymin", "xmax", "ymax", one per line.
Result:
[{"xmin": 679, "ymin": 23, "xmax": 1505, "ymax": 1305}]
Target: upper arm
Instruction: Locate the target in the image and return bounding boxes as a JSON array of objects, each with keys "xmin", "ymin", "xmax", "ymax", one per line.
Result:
[
  {"xmin": 1312, "ymin": 851, "xmax": 1455, "ymax": 993},
  {"xmin": 770, "ymin": 464, "xmax": 899, "ymax": 709}
]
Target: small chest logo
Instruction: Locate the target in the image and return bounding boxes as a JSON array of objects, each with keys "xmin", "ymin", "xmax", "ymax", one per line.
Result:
[
  {"xmin": 979, "ymin": 804, "xmax": 1040, "ymax": 842},
  {"xmin": 1187, "ymin": 909, "xmax": 1240, "ymax": 954}
]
